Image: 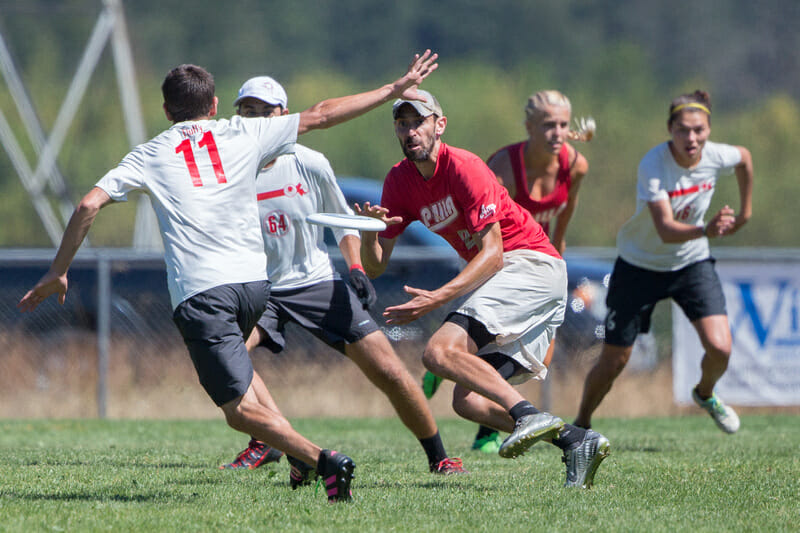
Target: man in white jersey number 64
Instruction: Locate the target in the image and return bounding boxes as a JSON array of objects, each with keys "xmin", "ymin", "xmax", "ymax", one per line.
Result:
[{"xmin": 17, "ymin": 51, "xmax": 439, "ymax": 503}]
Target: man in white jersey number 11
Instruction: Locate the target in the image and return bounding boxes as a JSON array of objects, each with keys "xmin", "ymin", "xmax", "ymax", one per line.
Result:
[
  {"xmin": 17, "ymin": 51, "xmax": 439, "ymax": 503},
  {"xmin": 218, "ymin": 75, "xmax": 465, "ymax": 479}
]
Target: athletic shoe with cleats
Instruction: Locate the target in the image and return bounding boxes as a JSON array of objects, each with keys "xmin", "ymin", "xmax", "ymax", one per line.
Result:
[
  {"xmin": 431, "ymin": 457, "xmax": 468, "ymax": 474},
  {"xmin": 317, "ymin": 449, "xmax": 355, "ymax": 502},
  {"xmin": 422, "ymin": 371, "xmax": 443, "ymax": 399},
  {"xmin": 562, "ymin": 429, "xmax": 610, "ymax": 488},
  {"xmin": 219, "ymin": 438, "xmax": 284, "ymax": 470},
  {"xmin": 692, "ymin": 388, "xmax": 740, "ymax": 434},
  {"xmin": 287, "ymin": 455, "xmax": 317, "ymax": 489},
  {"xmin": 472, "ymin": 431, "xmax": 503, "ymax": 454},
  {"xmin": 499, "ymin": 412, "xmax": 565, "ymax": 458}
]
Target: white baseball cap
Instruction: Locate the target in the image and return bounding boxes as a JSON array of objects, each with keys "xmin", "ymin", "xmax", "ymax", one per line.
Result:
[
  {"xmin": 234, "ymin": 76, "xmax": 288, "ymax": 108},
  {"xmin": 392, "ymin": 90, "xmax": 443, "ymax": 119}
]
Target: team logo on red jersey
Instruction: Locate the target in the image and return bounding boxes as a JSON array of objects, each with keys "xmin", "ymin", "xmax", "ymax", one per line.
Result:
[
  {"xmin": 421, "ymin": 195, "xmax": 458, "ymax": 232},
  {"xmin": 479, "ymin": 203, "xmax": 497, "ymax": 220}
]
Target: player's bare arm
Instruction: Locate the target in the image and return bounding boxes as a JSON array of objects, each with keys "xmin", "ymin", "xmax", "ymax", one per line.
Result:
[
  {"xmin": 725, "ymin": 146, "xmax": 753, "ymax": 235},
  {"xmin": 551, "ymin": 150, "xmax": 589, "ymax": 253},
  {"xmin": 487, "ymin": 150, "xmax": 515, "ymax": 197},
  {"xmin": 353, "ymin": 202, "xmax": 402, "ymax": 278},
  {"xmin": 648, "ymin": 199, "xmax": 734, "ymax": 243},
  {"xmin": 17, "ymin": 187, "xmax": 113, "ymax": 312},
  {"xmin": 297, "ymin": 50, "xmax": 439, "ymax": 135},
  {"xmin": 383, "ymin": 223, "xmax": 504, "ymax": 325},
  {"xmin": 338, "ymin": 234, "xmax": 363, "ymax": 270}
]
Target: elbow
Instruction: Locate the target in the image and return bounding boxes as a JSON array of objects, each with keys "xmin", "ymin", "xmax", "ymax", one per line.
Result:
[
  {"xmin": 300, "ymin": 107, "xmax": 330, "ymax": 132},
  {"xmin": 75, "ymin": 198, "xmax": 102, "ymax": 219},
  {"xmin": 485, "ymin": 250, "xmax": 504, "ymax": 273},
  {"xmin": 655, "ymin": 227, "xmax": 681, "ymax": 244},
  {"xmin": 364, "ymin": 264, "xmax": 385, "ymax": 279}
]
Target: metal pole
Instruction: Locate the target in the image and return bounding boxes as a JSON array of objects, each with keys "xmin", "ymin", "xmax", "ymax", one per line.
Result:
[{"xmin": 97, "ymin": 254, "xmax": 111, "ymax": 418}]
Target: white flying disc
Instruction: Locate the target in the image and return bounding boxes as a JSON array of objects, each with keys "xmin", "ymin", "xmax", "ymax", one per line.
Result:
[{"xmin": 306, "ymin": 212, "xmax": 387, "ymax": 232}]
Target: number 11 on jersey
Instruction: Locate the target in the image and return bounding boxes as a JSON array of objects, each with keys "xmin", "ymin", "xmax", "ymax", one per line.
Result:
[{"xmin": 175, "ymin": 131, "xmax": 228, "ymax": 187}]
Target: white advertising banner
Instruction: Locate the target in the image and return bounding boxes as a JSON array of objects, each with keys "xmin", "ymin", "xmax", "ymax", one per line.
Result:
[{"xmin": 672, "ymin": 261, "xmax": 800, "ymax": 405}]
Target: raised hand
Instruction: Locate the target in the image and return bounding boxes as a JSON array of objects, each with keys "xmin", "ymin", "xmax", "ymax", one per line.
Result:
[{"xmin": 391, "ymin": 50, "xmax": 439, "ymax": 101}]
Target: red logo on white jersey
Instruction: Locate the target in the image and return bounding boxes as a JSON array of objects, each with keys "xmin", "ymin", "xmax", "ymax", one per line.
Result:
[
  {"xmin": 257, "ymin": 183, "xmax": 307, "ymax": 201},
  {"xmin": 421, "ymin": 195, "xmax": 458, "ymax": 232}
]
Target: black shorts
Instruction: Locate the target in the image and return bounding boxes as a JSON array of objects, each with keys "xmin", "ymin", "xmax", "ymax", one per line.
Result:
[
  {"xmin": 172, "ymin": 280, "xmax": 269, "ymax": 406},
  {"xmin": 445, "ymin": 313, "xmax": 525, "ymax": 382},
  {"xmin": 255, "ymin": 279, "xmax": 379, "ymax": 354},
  {"xmin": 604, "ymin": 257, "xmax": 726, "ymax": 347}
]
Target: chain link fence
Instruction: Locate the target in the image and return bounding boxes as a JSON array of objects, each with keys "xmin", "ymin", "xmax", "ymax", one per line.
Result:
[{"xmin": 0, "ymin": 247, "xmax": 680, "ymax": 420}]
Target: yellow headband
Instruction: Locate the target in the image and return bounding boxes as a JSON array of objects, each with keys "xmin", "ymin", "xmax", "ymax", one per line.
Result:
[{"xmin": 671, "ymin": 102, "xmax": 711, "ymax": 115}]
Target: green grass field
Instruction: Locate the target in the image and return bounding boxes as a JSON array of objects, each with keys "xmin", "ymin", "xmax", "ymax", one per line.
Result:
[{"xmin": 0, "ymin": 415, "xmax": 797, "ymax": 532}]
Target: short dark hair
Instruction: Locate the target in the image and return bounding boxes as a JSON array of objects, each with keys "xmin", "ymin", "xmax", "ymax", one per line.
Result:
[{"xmin": 161, "ymin": 64, "xmax": 215, "ymax": 122}]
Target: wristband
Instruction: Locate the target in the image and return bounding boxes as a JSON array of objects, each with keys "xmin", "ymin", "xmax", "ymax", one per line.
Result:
[{"xmin": 350, "ymin": 264, "xmax": 365, "ymax": 273}]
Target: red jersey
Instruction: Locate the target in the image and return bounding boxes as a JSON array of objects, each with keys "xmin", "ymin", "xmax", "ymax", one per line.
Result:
[
  {"xmin": 491, "ymin": 141, "xmax": 573, "ymax": 234},
  {"xmin": 380, "ymin": 143, "xmax": 560, "ymax": 262}
]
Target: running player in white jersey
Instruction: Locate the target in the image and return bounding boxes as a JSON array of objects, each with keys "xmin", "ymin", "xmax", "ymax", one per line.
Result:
[
  {"xmin": 220, "ymin": 77, "xmax": 465, "ymax": 481},
  {"xmin": 17, "ymin": 51, "xmax": 439, "ymax": 502},
  {"xmin": 574, "ymin": 90, "xmax": 754, "ymax": 434}
]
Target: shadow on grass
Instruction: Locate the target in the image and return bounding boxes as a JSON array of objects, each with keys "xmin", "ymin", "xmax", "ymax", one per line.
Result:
[
  {"xmin": 19, "ymin": 459, "xmax": 203, "ymax": 469},
  {"xmin": 3, "ymin": 490, "xmax": 197, "ymax": 503}
]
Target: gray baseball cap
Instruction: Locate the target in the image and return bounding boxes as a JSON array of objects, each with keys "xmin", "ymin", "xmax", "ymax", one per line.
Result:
[{"xmin": 392, "ymin": 90, "xmax": 443, "ymax": 119}]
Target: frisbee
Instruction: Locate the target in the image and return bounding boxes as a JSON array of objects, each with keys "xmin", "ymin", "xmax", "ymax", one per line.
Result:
[{"xmin": 306, "ymin": 212, "xmax": 387, "ymax": 232}]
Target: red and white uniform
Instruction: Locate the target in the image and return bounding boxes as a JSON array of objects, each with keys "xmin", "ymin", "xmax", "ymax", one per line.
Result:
[
  {"xmin": 380, "ymin": 143, "xmax": 566, "ymax": 382},
  {"xmin": 255, "ymin": 144, "xmax": 357, "ymax": 289},
  {"xmin": 380, "ymin": 143, "xmax": 560, "ymax": 261},
  {"xmin": 96, "ymin": 115, "xmax": 299, "ymax": 308},
  {"xmin": 491, "ymin": 142, "xmax": 573, "ymax": 235},
  {"xmin": 617, "ymin": 140, "xmax": 742, "ymax": 271}
]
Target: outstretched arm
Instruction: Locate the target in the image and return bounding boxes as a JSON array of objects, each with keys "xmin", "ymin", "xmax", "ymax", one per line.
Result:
[
  {"xmin": 382, "ymin": 223, "xmax": 504, "ymax": 325},
  {"xmin": 353, "ymin": 202, "xmax": 403, "ymax": 278},
  {"xmin": 17, "ymin": 187, "xmax": 113, "ymax": 312},
  {"xmin": 297, "ymin": 50, "xmax": 439, "ymax": 134}
]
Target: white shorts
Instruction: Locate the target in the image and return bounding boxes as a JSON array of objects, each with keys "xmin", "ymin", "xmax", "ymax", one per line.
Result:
[{"xmin": 453, "ymin": 249, "xmax": 567, "ymax": 384}]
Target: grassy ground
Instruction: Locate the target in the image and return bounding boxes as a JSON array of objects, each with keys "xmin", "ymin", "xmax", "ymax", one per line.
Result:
[{"xmin": 0, "ymin": 415, "xmax": 797, "ymax": 532}]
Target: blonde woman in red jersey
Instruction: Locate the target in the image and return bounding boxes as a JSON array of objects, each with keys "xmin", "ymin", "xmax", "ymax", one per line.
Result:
[{"xmin": 489, "ymin": 90, "xmax": 592, "ymax": 256}]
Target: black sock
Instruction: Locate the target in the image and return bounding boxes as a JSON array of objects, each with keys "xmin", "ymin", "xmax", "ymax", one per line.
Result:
[
  {"xmin": 508, "ymin": 400, "xmax": 539, "ymax": 422},
  {"xmin": 551, "ymin": 424, "xmax": 587, "ymax": 451},
  {"xmin": 474, "ymin": 425, "xmax": 497, "ymax": 439},
  {"xmin": 420, "ymin": 431, "xmax": 447, "ymax": 469}
]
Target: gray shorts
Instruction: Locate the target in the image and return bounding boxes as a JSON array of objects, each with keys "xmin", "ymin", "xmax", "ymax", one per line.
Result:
[
  {"xmin": 172, "ymin": 280, "xmax": 269, "ymax": 406},
  {"xmin": 256, "ymin": 279, "xmax": 379, "ymax": 354}
]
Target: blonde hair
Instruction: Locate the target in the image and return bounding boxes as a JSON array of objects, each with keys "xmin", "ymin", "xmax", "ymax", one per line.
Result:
[
  {"xmin": 525, "ymin": 90, "xmax": 571, "ymax": 122},
  {"xmin": 524, "ymin": 90, "xmax": 595, "ymax": 142}
]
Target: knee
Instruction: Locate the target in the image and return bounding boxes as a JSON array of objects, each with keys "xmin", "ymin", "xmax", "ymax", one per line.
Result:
[
  {"xmin": 597, "ymin": 345, "xmax": 632, "ymax": 377},
  {"xmin": 422, "ymin": 342, "xmax": 451, "ymax": 376},
  {"xmin": 703, "ymin": 331, "xmax": 732, "ymax": 360},
  {"xmin": 451, "ymin": 387, "xmax": 475, "ymax": 420},
  {"xmin": 222, "ymin": 396, "xmax": 249, "ymax": 432},
  {"xmin": 222, "ymin": 393, "xmax": 284, "ymax": 433}
]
